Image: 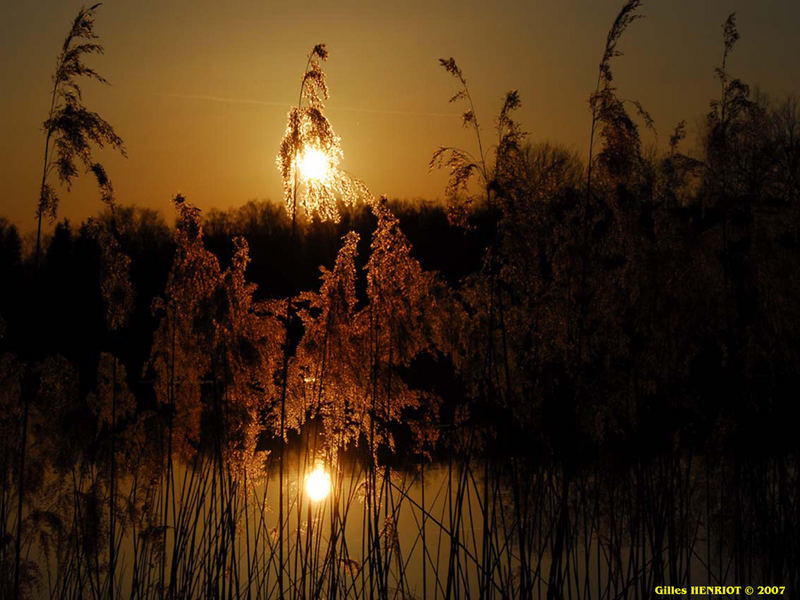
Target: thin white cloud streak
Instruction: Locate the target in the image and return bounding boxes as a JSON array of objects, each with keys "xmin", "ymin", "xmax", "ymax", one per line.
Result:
[{"xmin": 159, "ymin": 92, "xmax": 460, "ymax": 119}]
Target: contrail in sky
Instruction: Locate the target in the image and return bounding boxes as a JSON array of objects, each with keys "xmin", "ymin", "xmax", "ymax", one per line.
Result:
[{"xmin": 159, "ymin": 92, "xmax": 460, "ymax": 119}]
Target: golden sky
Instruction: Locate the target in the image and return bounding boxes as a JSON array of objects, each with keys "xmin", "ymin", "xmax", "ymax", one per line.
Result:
[{"xmin": 1, "ymin": 0, "xmax": 798, "ymax": 230}]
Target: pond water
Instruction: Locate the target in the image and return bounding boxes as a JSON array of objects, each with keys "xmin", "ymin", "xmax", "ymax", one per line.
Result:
[{"xmin": 28, "ymin": 448, "xmax": 795, "ymax": 599}]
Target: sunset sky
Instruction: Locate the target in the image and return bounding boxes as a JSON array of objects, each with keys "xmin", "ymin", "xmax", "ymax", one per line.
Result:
[{"xmin": 1, "ymin": 0, "xmax": 798, "ymax": 230}]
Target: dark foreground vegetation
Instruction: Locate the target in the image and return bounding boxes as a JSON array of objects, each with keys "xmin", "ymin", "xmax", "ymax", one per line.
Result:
[{"xmin": 1, "ymin": 1, "xmax": 799, "ymax": 598}]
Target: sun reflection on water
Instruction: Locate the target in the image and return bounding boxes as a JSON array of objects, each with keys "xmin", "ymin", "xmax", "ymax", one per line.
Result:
[{"xmin": 304, "ymin": 465, "xmax": 332, "ymax": 501}]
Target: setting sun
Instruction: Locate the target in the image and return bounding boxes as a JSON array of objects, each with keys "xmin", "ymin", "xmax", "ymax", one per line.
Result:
[
  {"xmin": 304, "ymin": 466, "xmax": 332, "ymax": 502},
  {"xmin": 297, "ymin": 147, "xmax": 331, "ymax": 183}
]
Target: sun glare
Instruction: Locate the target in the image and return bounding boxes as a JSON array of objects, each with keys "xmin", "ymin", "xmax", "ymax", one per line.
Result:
[
  {"xmin": 297, "ymin": 147, "xmax": 331, "ymax": 182},
  {"xmin": 305, "ymin": 466, "xmax": 332, "ymax": 502}
]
